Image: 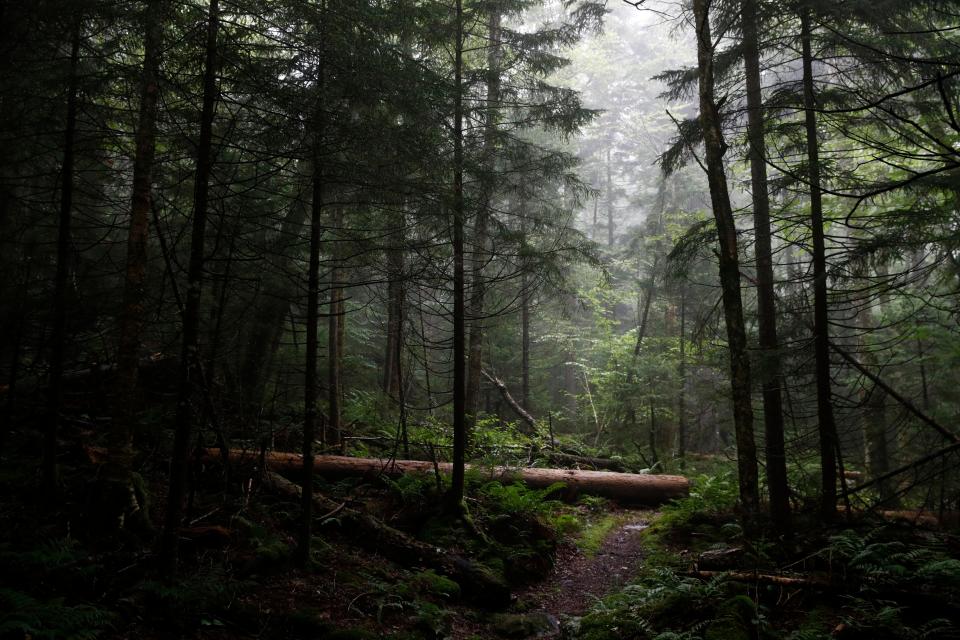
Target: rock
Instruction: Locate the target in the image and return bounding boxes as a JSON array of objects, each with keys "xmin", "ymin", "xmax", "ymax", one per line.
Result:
[
  {"xmin": 491, "ymin": 612, "xmax": 561, "ymax": 639},
  {"xmin": 696, "ymin": 546, "xmax": 744, "ymax": 571}
]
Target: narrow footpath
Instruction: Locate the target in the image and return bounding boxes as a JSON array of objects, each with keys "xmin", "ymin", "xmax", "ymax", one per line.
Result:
[{"xmin": 523, "ymin": 511, "xmax": 653, "ymax": 617}]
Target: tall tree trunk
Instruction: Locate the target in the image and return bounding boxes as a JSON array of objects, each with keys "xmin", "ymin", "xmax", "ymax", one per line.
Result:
[
  {"xmin": 299, "ymin": 136, "xmax": 323, "ymax": 566},
  {"xmin": 692, "ymin": 0, "xmax": 760, "ymax": 519},
  {"xmin": 800, "ymin": 7, "xmax": 838, "ymax": 521},
  {"xmin": 160, "ymin": 0, "xmax": 219, "ymax": 574},
  {"xmin": 383, "ymin": 238, "xmax": 405, "ymax": 398},
  {"xmin": 107, "ymin": 0, "xmax": 163, "ymax": 532},
  {"xmin": 741, "ymin": 0, "xmax": 790, "ymax": 529},
  {"xmin": 677, "ymin": 287, "xmax": 686, "ymax": 461},
  {"xmin": 857, "ymin": 268, "xmax": 894, "ymax": 506},
  {"xmin": 448, "ymin": 0, "xmax": 467, "ymax": 512},
  {"xmin": 44, "ymin": 19, "xmax": 81, "ymax": 496},
  {"xmin": 327, "ymin": 205, "xmax": 343, "ymax": 447},
  {"xmin": 464, "ymin": 8, "xmax": 502, "ymax": 423},
  {"xmin": 521, "ymin": 265, "xmax": 531, "ymax": 413}
]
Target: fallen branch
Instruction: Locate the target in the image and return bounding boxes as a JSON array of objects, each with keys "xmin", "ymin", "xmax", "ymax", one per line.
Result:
[
  {"xmin": 262, "ymin": 471, "xmax": 510, "ymax": 608},
  {"xmin": 481, "ymin": 369, "xmax": 535, "ymax": 430},
  {"xmin": 687, "ymin": 570, "xmax": 829, "ymax": 588},
  {"xmin": 830, "ymin": 340, "xmax": 960, "ymax": 443}
]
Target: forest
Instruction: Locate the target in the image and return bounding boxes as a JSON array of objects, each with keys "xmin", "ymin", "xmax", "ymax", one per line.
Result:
[{"xmin": 1, "ymin": 0, "xmax": 960, "ymax": 637}]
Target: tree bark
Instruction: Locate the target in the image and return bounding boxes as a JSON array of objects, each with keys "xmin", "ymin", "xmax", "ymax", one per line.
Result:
[
  {"xmin": 448, "ymin": 0, "xmax": 467, "ymax": 512},
  {"xmin": 855, "ymin": 273, "xmax": 895, "ymax": 506},
  {"xmin": 107, "ymin": 0, "xmax": 163, "ymax": 532},
  {"xmin": 299, "ymin": 91, "xmax": 325, "ymax": 565},
  {"xmin": 800, "ymin": 8, "xmax": 839, "ymax": 521},
  {"xmin": 464, "ymin": 8, "xmax": 502, "ymax": 423},
  {"xmin": 677, "ymin": 287, "xmax": 686, "ymax": 461},
  {"xmin": 223, "ymin": 450, "xmax": 690, "ymax": 505},
  {"xmin": 160, "ymin": 0, "xmax": 219, "ymax": 575},
  {"xmin": 383, "ymin": 225, "xmax": 405, "ymax": 399},
  {"xmin": 44, "ymin": 18, "xmax": 82, "ymax": 496},
  {"xmin": 327, "ymin": 205, "xmax": 343, "ymax": 447},
  {"xmin": 692, "ymin": 0, "xmax": 760, "ymax": 519},
  {"xmin": 741, "ymin": 0, "xmax": 790, "ymax": 529}
]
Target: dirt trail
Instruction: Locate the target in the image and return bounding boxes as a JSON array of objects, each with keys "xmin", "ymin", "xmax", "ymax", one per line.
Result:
[{"xmin": 521, "ymin": 510, "xmax": 654, "ymax": 616}]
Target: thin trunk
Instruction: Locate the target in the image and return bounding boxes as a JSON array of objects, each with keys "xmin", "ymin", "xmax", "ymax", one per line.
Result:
[
  {"xmin": 857, "ymin": 274, "xmax": 894, "ymax": 506},
  {"xmin": 327, "ymin": 205, "xmax": 343, "ymax": 447},
  {"xmin": 800, "ymin": 8, "xmax": 838, "ymax": 521},
  {"xmin": 160, "ymin": 0, "xmax": 219, "ymax": 574},
  {"xmin": 521, "ymin": 274, "xmax": 531, "ymax": 412},
  {"xmin": 448, "ymin": 0, "xmax": 467, "ymax": 511},
  {"xmin": 693, "ymin": 0, "xmax": 760, "ymax": 519},
  {"xmin": 464, "ymin": 9, "xmax": 502, "ymax": 423},
  {"xmin": 677, "ymin": 287, "xmax": 686, "ymax": 461},
  {"xmin": 44, "ymin": 19, "xmax": 81, "ymax": 496},
  {"xmin": 648, "ymin": 400, "xmax": 659, "ymax": 468},
  {"xmin": 606, "ymin": 148, "xmax": 614, "ymax": 247},
  {"xmin": 299, "ymin": 141, "xmax": 323, "ymax": 566},
  {"xmin": 383, "ymin": 253, "xmax": 402, "ymax": 397},
  {"xmin": 741, "ymin": 0, "xmax": 790, "ymax": 529},
  {"xmin": 107, "ymin": 0, "xmax": 163, "ymax": 532}
]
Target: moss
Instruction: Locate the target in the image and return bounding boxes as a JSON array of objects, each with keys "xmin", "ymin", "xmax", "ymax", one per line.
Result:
[
  {"xmin": 576, "ymin": 514, "xmax": 623, "ymax": 557},
  {"xmin": 405, "ymin": 570, "xmax": 461, "ymax": 600}
]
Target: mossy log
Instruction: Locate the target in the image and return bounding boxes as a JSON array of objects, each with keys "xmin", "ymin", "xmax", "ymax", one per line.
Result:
[
  {"xmin": 216, "ymin": 449, "xmax": 689, "ymax": 505},
  {"xmin": 262, "ymin": 471, "xmax": 510, "ymax": 608}
]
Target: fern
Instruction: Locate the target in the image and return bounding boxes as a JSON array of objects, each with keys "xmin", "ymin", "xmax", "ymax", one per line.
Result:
[{"xmin": 0, "ymin": 588, "xmax": 113, "ymax": 640}]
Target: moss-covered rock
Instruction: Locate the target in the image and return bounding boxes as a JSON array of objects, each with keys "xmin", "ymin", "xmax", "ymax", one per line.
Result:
[{"xmin": 491, "ymin": 611, "xmax": 561, "ymax": 639}]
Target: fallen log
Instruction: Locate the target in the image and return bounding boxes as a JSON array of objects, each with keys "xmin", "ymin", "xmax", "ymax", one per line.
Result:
[
  {"xmin": 539, "ymin": 450, "xmax": 627, "ymax": 473},
  {"xmin": 262, "ymin": 471, "xmax": 511, "ymax": 608},
  {"xmin": 213, "ymin": 449, "xmax": 689, "ymax": 505}
]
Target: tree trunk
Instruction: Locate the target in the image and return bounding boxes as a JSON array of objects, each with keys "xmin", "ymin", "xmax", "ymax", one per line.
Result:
[
  {"xmin": 464, "ymin": 8, "xmax": 502, "ymax": 423},
  {"xmin": 692, "ymin": 0, "xmax": 760, "ymax": 519},
  {"xmin": 106, "ymin": 0, "xmax": 163, "ymax": 533},
  {"xmin": 160, "ymin": 0, "xmax": 219, "ymax": 575},
  {"xmin": 448, "ymin": 0, "xmax": 467, "ymax": 512},
  {"xmin": 327, "ymin": 205, "xmax": 343, "ymax": 447},
  {"xmin": 741, "ymin": 0, "xmax": 790, "ymax": 529},
  {"xmin": 800, "ymin": 8, "xmax": 839, "ymax": 521},
  {"xmin": 856, "ymin": 270, "xmax": 895, "ymax": 506},
  {"xmin": 44, "ymin": 19, "xmax": 82, "ymax": 496},
  {"xmin": 606, "ymin": 147, "xmax": 614, "ymax": 247},
  {"xmin": 677, "ymin": 287, "xmax": 686, "ymax": 461},
  {"xmin": 299, "ymin": 96, "xmax": 325, "ymax": 565},
  {"xmin": 383, "ymin": 227, "xmax": 405, "ymax": 399}
]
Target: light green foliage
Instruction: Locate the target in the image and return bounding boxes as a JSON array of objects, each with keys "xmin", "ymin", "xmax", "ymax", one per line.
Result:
[
  {"xmin": 656, "ymin": 473, "xmax": 738, "ymax": 530},
  {"xmin": 477, "ymin": 480, "xmax": 564, "ymax": 517}
]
